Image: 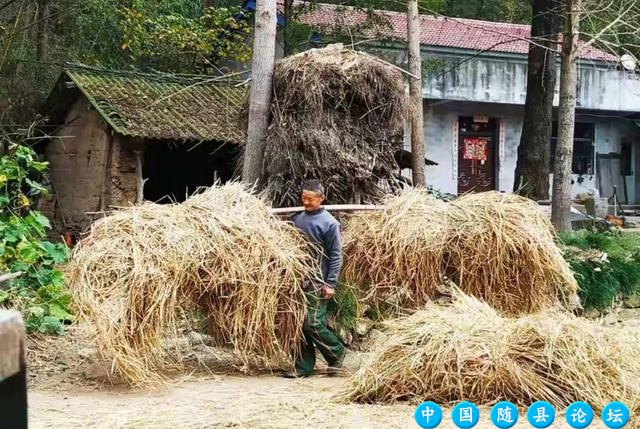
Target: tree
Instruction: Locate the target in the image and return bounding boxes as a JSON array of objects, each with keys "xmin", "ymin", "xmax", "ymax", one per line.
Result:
[
  {"xmin": 551, "ymin": 0, "xmax": 580, "ymax": 231},
  {"xmin": 407, "ymin": 0, "xmax": 425, "ymax": 187},
  {"xmin": 242, "ymin": 0, "xmax": 277, "ymax": 187},
  {"xmin": 550, "ymin": 0, "xmax": 639, "ymax": 230},
  {"xmin": 513, "ymin": 0, "xmax": 561, "ymax": 200}
]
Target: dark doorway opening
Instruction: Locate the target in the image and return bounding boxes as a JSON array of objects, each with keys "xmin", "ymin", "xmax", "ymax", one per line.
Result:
[{"xmin": 143, "ymin": 140, "xmax": 239, "ymax": 203}]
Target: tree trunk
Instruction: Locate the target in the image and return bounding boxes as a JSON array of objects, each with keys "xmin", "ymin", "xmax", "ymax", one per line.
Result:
[
  {"xmin": 36, "ymin": 0, "xmax": 49, "ymax": 62},
  {"xmin": 407, "ymin": 0, "xmax": 425, "ymax": 187},
  {"xmin": 513, "ymin": 0, "xmax": 561, "ymax": 200},
  {"xmin": 551, "ymin": 0, "xmax": 580, "ymax": 231},
  {"xmin": 242, "ymin": 0, "xmax": 277, "ymax": 188}
]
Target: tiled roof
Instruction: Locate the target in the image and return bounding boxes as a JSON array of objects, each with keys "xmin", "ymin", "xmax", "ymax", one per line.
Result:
[
  {"xmin": 62, "ymin": 65, "xmax": 247, "ymax": 143},
  {"xmin": 299, "ymin": 4, "xmax": 618, "ymax": 62}
]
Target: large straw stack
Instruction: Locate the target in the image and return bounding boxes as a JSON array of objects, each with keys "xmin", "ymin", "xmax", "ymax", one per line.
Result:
[
  {"xmin": 241, "ymin": 45, "xmax": 409, "ymax": 207},
  {"xmin": 341, "ymin": 189, "xmax": 448, "ymax": 312},
  {"xmin": 341, "ymin": 290, "xmax": 640, "ymax": 416},
  {"xmin": 342, "ymin": 190, "xmax": 579, "ymax": 315},
  {"xmin": 446, "ymin": 192, "xmax": 579, "ymax": 315},
  {"xmin": 65, "ymin": 183, "xmax": 316, "ymax": 385}
]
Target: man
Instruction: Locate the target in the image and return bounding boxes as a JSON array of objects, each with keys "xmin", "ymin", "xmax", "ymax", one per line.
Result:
[{"xmin": 283, "ymin": 179, "xmax": 346, "ymax": 378}]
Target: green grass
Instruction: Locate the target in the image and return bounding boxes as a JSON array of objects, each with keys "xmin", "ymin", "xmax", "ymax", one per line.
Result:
[
  {"xmin": 327, "ymin": 282, "xmax": 361, "ymax": 330},
  {"xmin": 559, "ymin": 230, "xmax": 640, "ymax": 310}
]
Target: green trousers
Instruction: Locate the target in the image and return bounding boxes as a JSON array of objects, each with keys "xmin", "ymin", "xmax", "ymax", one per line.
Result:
[{"xmin": 295, "ymin": 291, "xmax": 345, "ymax": 376}]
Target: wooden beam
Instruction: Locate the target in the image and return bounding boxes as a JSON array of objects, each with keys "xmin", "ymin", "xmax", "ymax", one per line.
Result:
[
  {"xmin": 134, "ymin": 150, "xmax": 147, "ymax": 205},
  {"xmin": 270, "ymin": 205, "xmax": 384, "ymax": 215},
  {"xmin": 0, "ymin": 272, "xmax": 23, "ymax": 284}
]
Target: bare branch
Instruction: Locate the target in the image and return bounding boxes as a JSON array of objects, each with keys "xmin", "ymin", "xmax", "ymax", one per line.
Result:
[{"xmin": 579, "ymin": 0, "xmax": 638, "ymax": 51}]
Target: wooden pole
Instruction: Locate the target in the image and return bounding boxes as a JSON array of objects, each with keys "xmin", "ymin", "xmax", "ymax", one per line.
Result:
[
  {"xmin": 407, "ymin": 0, "xmax": 426, "ymax": 188},
  {"xmin": 0, "ymin": 310, "xmax": 28, "ymax": 429},
  {"xmin": 134, "ymin": 150, "xmax": 147, "ymax": 205},
  {"xmin": 270, "ymin": 204, "xmax": 384, "ymax": 214}
]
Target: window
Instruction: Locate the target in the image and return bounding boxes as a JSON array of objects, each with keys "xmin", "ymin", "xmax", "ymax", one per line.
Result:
[{"xmin": 550, "ymin": 122, "xmax": 595, "ymax": 175}]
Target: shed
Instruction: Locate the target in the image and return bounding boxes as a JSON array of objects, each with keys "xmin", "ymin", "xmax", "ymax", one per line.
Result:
[{"xmin": 39, "ymin": 65, "xmax": 247, "ymax": 235}]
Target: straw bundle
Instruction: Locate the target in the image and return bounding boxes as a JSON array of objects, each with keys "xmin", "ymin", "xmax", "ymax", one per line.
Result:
[
  {"xmin": 241, "ymin": 45, "xmax": 409, "ymax": 207},
  {"xmin": 341, "ymin": 189, "xmax": 448, "ymax": 311},
  {"xmin": 446, "ymin": 192, "xmax": 579, "ymax": 315},
  {"xmin": 342, "ymin": 189, "xmax": 579, "ymax": 315},
  {"xmin": 341, "ymin": 290, "xmax": 640, "ymax": 415},
  {"xmin": 66, "ymin": 183, "xmax": 315, "ymax": 385}
]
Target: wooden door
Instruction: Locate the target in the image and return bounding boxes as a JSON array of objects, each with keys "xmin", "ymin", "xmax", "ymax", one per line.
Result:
[{"xmin": 457, "ymin": 117, "xmax": 497, "ymax": 194}]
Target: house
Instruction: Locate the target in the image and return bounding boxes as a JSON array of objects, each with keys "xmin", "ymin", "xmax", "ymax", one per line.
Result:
[
  {"xmin": 39, "ymin": 65, "xmax": 246, "ymax": 234},
  {"xmin": 298, "ymin": 4, "xmax": 640, "ymax": 204}
]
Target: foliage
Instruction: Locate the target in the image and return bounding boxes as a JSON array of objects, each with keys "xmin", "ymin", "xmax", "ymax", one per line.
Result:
[
  {"xmin": 120, "ymin": 5, "xmax": 251, "ymax": 72},
  {"xmin": 559, "ymin": 230, "xmax": 640, "ymax": 310},
  {"xmin": 0, "ymin": 142, "xmax": 72, "ymax": 334},
  {"xmin": 327, "ymin": 282, "xmax": 361, "ymax": 330},
  {"xmin": 343, "ymin": 0, "xmax": 532, "ymax": 23}
]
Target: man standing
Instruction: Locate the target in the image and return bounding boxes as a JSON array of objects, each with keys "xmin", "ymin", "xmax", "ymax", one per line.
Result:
[{"xmin": 283, "ymin": 179, "xmax": 346, "ymax": 378}]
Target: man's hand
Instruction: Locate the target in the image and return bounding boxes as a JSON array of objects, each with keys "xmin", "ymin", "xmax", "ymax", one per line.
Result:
[{"xmin": 320, "ymin": 285, "xmax": 335, "ymax": 299}]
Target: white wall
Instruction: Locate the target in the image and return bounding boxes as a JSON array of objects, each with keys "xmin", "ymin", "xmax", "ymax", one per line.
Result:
[
  {"xmin": 371, "ymin": 47, "xmax": 640, "ymax": 112},
  {"xmin": 409, "ymin": 101, "xmax": 640, "ymax": 202}
]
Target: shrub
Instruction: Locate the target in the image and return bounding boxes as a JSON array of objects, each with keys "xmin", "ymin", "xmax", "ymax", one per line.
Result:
[
  {"xmin": 559, "ymin": 230, "xmax": 640, "ymax": 310},
  {"xmin": 0, "ymin": 142, "xmax": 72, "ymax": 334}
]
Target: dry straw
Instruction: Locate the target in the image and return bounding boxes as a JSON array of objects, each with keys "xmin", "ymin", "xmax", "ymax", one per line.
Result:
[
  {"xmin": 240, "ymin": 45, "xmax": 410, "ymax": 207},
  {"xmin": 65, "ymin": 183, "xmax": 316, "ymax": 386},
  {"xmin": 342, "ymin": 189, "xmax": 580, "ymax": 315},
  {"xmin": 340, "ymin": 290, "xmax": 640, "ymax": 418},
  {"xmin": 446, "ymin": 191, "xmax": 580, "ymax": 315},
  {"xmin": 341, "ymin": 188, "xmax": 449, "ymax": 311}
]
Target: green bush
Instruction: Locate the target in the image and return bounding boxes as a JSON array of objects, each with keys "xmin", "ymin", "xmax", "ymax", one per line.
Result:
[
  {"xmin": 0, "ymin": 143, "xmax": 72, "ymax": 334},
  {"xmin": 559, "ymin": 230, "xmax": 640, "ymax": 310}
]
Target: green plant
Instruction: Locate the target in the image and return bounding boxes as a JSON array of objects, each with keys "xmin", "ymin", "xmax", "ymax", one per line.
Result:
[
  {"xmin": 0, "ymin": 142, "xmax": 72, "ymax": 334},
  {"xmin": 120, "ymin": 5, "xmax": 251, "ymax": 73},
  {"xmin": 327, "ymin": 282, "xmax": 361, "ymax": 330},
  {"xmin": 559, "ymin": 230, "xmax": 640, "ymax": 310}
]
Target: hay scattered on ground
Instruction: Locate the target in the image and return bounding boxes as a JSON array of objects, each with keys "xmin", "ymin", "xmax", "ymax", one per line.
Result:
[
  {"xmin": 241, "ymin": 44, "xmax": 410, "ymax": 207},
  {"xmin": 340, "ymin": 290, "xmax": 640, "ymax": 415},
  {"xmin": 342, "ymin": 189, "xmax": 580, "ymax": 315},
  {"xmin": 65, "ymin": 183, "xmax": 316, "ymax": 385}
]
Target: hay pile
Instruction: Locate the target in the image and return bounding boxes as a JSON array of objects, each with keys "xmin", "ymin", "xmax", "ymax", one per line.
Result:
[
  {"xmin": 66, "ymin": 183, "xmax": 316, "ymax": 385},
  {"xmin": 341, "ymin": 290, "xmax": 640, "ymax": 415},
  {"xmin": 342, "ymin": 189, "xmax": 579, "ymax": 316},
  {"xmin": 245, "ymin": 44, "xmax": 409, "ymax": 207}
]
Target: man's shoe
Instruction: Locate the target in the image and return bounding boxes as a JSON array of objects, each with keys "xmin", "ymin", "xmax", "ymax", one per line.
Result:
[
  {"xmin": 327, "ymin": 353, "xmax": 346, "ymax": 377},
  {"xmin": 281, "ymin": 370, "xmax": 309, "ymax": 379}
]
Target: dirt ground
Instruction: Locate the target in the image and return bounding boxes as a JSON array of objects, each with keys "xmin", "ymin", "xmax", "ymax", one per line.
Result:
[
  {"xmin": 27, "ymin": 374, "xmax": 612, "ymax": 429},
  {"xmin": 24, "ymin": 325, "xmax": 623, "ymax": 429}
]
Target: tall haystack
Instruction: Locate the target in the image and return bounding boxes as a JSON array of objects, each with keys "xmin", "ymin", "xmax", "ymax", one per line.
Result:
[
  {"xmin": 243, "ymin": 45, "xmax": 409, "ymax": 207},
  {"xmin": 342, "ymin": 190, "xmax": 579, "ymax": 315},
  {"xmin": 341, "ymin": 290, "xmax": 640, "ymax": 416},
  {"xmin": 65, "ymin": 183, "xmax": 316, "ymax": 385}
]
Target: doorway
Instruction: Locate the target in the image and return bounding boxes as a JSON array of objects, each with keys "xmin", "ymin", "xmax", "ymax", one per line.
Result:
[
  {"xmin": 143, "ymin": 140, "xmax": 239, "ymax": 203},
  {"xmin": 457, "ymin": 117, "xmax": 498, "ymax": 194}
]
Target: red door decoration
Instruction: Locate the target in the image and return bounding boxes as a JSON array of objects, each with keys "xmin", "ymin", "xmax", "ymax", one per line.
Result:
[{"xmin": 463, "ymin": 138, "xmax": 488, "ymax": 162}]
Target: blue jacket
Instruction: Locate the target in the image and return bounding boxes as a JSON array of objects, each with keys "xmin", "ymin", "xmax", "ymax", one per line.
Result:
[{"xmin": 292, "ymin": 208, "xmax": 342, "ymax": 288}]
